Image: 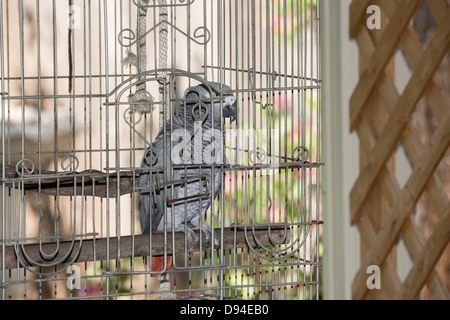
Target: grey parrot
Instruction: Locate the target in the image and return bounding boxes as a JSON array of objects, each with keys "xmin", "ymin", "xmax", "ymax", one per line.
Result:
[{"xmin": 139, "ymin": 81, "xmax": 237, "ymax": 271}]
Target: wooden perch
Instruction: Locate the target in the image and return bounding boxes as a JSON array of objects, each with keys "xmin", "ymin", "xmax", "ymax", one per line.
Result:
[
  {"xmin": 1, "ymin": 162, "xmax": 322, "ymax": 199},
  {"xmin": 1, "ymin": 164, "xmax": 138, "ymax": 198},
  {"xmin": 1, "ymin": 226, "xmax": 291, "ymax": 270}
]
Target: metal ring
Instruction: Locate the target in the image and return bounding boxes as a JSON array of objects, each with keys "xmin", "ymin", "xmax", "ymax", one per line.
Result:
[
  {"xmin": 292, "ymin": 146, "xmax": 309, "ymax": 163},
  {"xmin": 124, "ymin": 105, "xmax": 144, "ymax": 126},
  {"xmin": 130, "ymin": 89, "xmax": 154, "ymax": 114},
  {"xmin": 144, "ymin": 147, "xmax": 158, "ymax": 166},
  {"xmin": 15, "ymin": 159, "xmax": 35, "ymax": 176},
  {"xmin": 249, "ymin": 147, "xmax": 267, "ymax": 164},
  {"xmin": 193, "ymin": 26, "xmax": 211, "ymax": 45},
  {"xmin": 61, "ymin": 154, "xmax": 80, "ymax": 172},
  {"xmin": 132, "ymin": 89, "xmax": 153, "ymax": 104},
  {"xmin": 192, "ymin": 102, "xmax": 208, "ymax": 122},
  {"xmin": 117, "ymin": 28, "xmax": 136, "ymax": 48}
]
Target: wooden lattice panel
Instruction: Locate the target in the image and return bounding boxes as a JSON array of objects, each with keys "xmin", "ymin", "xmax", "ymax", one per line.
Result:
[{"xmin": 349, "ymin": 0, "xmax": 450, "ymax": 299}]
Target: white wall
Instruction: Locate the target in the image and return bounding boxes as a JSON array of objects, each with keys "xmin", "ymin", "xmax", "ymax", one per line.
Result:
[{"xmin": 320, "ymin": 0, "xmax": 360, "ymax": 300}]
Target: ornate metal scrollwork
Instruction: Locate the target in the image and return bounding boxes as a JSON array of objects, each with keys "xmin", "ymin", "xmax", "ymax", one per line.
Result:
[
  {"xmin": 11, "ymin": 157, "xmax": 88, "ymax": 275},
  {"xmin": 191, "ymin": 103, "xmax": 209, "ymax": 123},
  {"xmin": 132, "ymin": 0, "xmax": 195, "ymax": 9},
  {"xmin": 118, "ymin": 24, "xmax": 210, "ymax": 48},
  {"xmin": 142, "ymin": 146, "xmax": 159, "ymax": 167},
  {"xmin": 249, "ymin": 147, "xmax": 268, "ymax": 164},
  {"xmin": 241, "ymin": 222, "xmax": 313, "ymax": 262},
  {"xmin": 292, "ymin": 146, "xmax": 310, "ymax": 163},
  {"xmin": 15, "ymin": 158, "xmax": 35, "ymax": 177},
  {"xmin": 61, "ymin": 154, "xmax": 80, "ymax": 172},
  {"xmin": 128, "ymin": 89, "xmax": 154, "ymax": 114}
]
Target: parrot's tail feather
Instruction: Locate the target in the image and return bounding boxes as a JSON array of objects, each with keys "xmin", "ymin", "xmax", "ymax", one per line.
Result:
[
  {"xmin": 151, "ymin": 255, "xmax": 173, "ymax": 277},
  {"xmin": 150, "ymin": 230, "xmax": 173, "ymax": 277},
  {"xmin": 152, "ymin": 230, "xmax": 173, "ymax": 277}
]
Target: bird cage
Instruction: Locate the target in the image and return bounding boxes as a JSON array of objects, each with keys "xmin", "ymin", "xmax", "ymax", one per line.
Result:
[{"xmin": 0, "ymin": 0, "xmax": 321, "ymax": 300}]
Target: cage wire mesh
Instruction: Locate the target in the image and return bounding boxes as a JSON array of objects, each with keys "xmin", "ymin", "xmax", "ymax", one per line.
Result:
[{"xmin": 0, "ymin": 0, "xmax": 321, "ymax": 300}]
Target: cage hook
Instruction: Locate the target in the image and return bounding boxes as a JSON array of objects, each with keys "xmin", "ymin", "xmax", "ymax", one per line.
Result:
[
  {"xmin": 61, "ymin": 154, "xmax": 80, "ymax": 172},
  {"xmin": 15, "ymin": 159, "xmax": 35, "ymax": 177}
]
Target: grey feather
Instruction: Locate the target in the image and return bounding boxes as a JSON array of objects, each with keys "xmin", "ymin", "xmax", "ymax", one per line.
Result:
[{"xmin": 139, "ymin": 82, "xmax": 237, "ymax": 249}]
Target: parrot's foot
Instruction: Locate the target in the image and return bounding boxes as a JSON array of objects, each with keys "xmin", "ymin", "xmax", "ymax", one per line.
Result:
[
  {"xmin": 191, "ymin": 221, "xmax": 219, "ymax": 249},
  {"xmin": 174, "ymin": 224, "xmax": 199, "ymax": 257}
]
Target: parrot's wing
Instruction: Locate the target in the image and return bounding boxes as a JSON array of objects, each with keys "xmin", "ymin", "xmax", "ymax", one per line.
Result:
[
  {"xmin": 139, "ymin": 130, "xmax": 166, "ymax": 235},
  {"xmin": 148, "ymin": 130, "xmax": 195, "ymax": 233},
  {"xmin": 139, "ymin": 164, "xmax": 154, "ymax": 235}
]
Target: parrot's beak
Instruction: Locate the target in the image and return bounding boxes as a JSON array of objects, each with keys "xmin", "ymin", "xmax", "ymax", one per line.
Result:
[{"xmin": 224, "ymin": 100, "xmax": 238, "ymax": 123}]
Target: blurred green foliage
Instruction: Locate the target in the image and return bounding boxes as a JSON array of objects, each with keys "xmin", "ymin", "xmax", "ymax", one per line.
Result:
[{"xmin": 267, "ymin": 0, "xmax": 316, "ymax": 42}]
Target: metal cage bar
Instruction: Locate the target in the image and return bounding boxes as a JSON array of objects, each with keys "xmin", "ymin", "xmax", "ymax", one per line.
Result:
[{"xmin": 0, "ymin": 0, "xmax": 321, "ymax": 300}]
